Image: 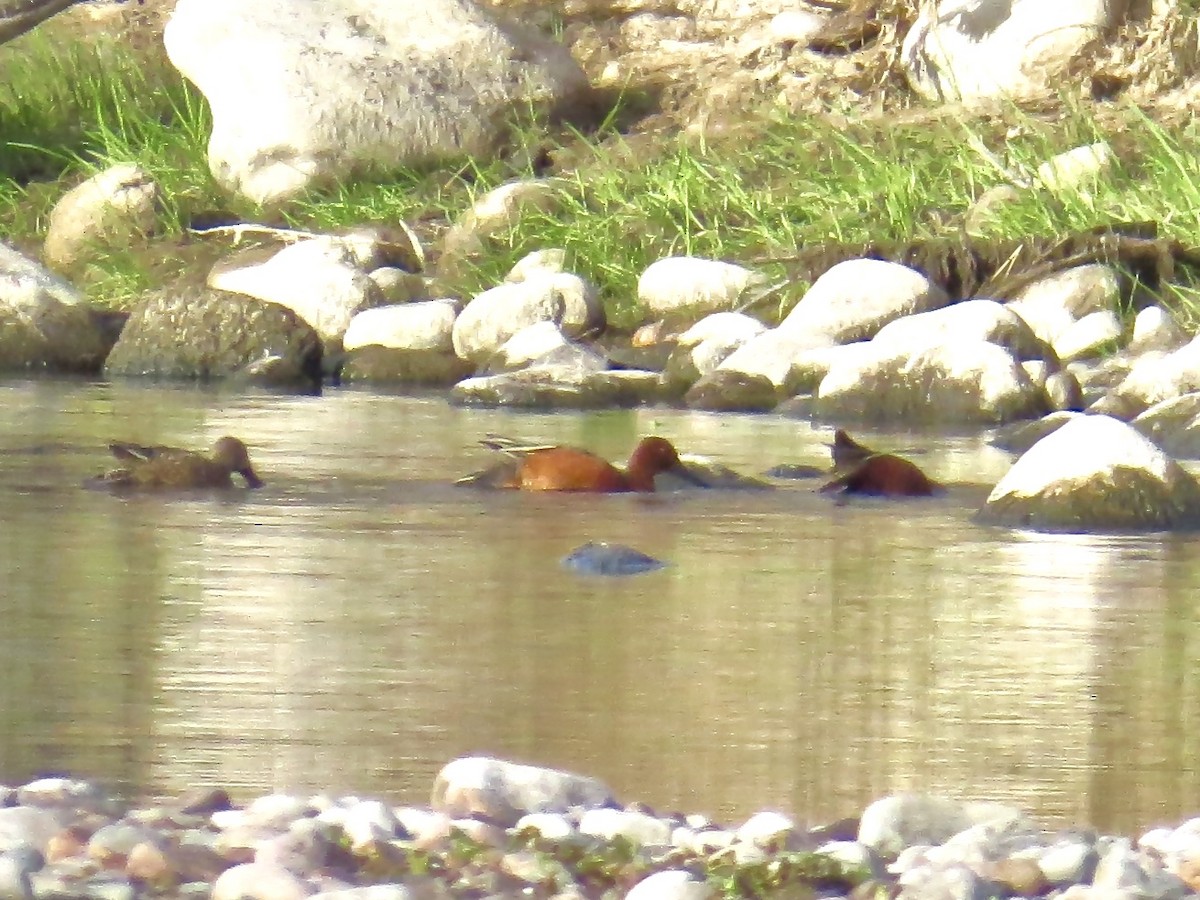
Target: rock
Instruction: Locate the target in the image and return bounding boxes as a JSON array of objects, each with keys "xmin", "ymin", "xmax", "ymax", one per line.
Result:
[
  {"xmin": 16, "ymin": 779, "xmax": 120, "ymax": 816},
  {"xmin": 735, "ymin": 811, "xmax": 796, "ymax": 849},
  {"xmin": 990, "ymin": 412, "xmax": 1081, "ymax": 453},
  {"xmin": 1132, "ymin": 393, "xmax": 1200, "ymax": 458},
  {"xmin": 431, "ymin": 757, "xmax": 614, "ymax": 828},
  {"xmin": 368, "ymin": 269, "xmax": 429, "ymax": 304},
  {"xmin": 779, "ymin": 259, "xmax": 949, "ymax": 343},
  {"xmin": 1036, "ymin": 142, "xmax": 1116, "ymax": 195},
  {"xmin": 513, "ymin": 813, "xmax": 575, "ymax": 841},
  {"xmin": 211, "ymin": 862, "xmax": 314, "ymax": 900},
  {"xmin": 897, "ymin": 861, "xmax": 993, "ymax": 900},
  {"xmin": 979, "ymin": 414, "xmax": 1200, "ymax": 531},
  {"xmin": 506, "ymin": 248, "xmax": 567, "ymax": 283},
  {"xmin": 677, "ymin": 312, "xmax": 768, "ymax": 348},
  {"xmin": 1038, "ymin": 835, "xmax": 1099, "ymax": 885},
  {"xmin": 1045, "ymin": 369, "xmax": 1086, "ymax": 412},
  {"xmin": 0, "ymin": 243, "xmax": 114, "ymax": 373},
  {"xmin": 903, "ymin": 0, "xmax": 1117, "ymax": 103},
  {"xmin": 164, "ymin": 0, "xmax": 587, "ymax": 203},
  {"xmin": 342, "ymin": 300, "xmax": 460, "ymax": 354},
  {"xmin": 103, "ymin": 286, "xmax": 322, "ymax": 386},
  {"xmin": 482, "ymin": 321, "xmax": 608, "ymax": 375},
  {"xmin": 450, "ymin": 366, "xmax": 661, "ymax": 409},
  {"xmin": 208, "ymin": 237, "xmax": 384, "ymax": 355},
  {"xmin": 813, "ymin": 340, "xmax": 1049, "ymax": 426},
  {"xmin": 1130, "ymin": 306, "xmax": 1186, "ymax": 353},
  {"xmin": 685, "ymin": 369, "xmax": 778, "ymax": 412},
  {"xmin": 1053, "ymin": 310, "xmax": 1123, "ymax": 362},
  {"xmin": 579, "ymin": 808, "xmax": 672, "ymax": 847},
  {"xmin": 716, "ymin": 328, "xmax": 835, "ymax": 390},
  {"xmin": 452, "ymin": 274, "xmax": 603, "ymax": 363},
  {"xmin": 1006, "ymin": 264, "xmax": 1122, "ymax": 346},
  {"xmin": 42, "ymin": 163, "xmax": 159, "ymax": 273},
  {"xmin": 340, "ymin": 346, "xmax": 474, "ymax": 386},
  {"xmin": 858, "ymin": 795, "xmax": 1022, "ymax": 860},
  {"xmin": 87, "ymin": 824, "xmax": 162, "ymax": 867},
  {"xmin": 637, "ymin": 257, "xmax": 764, "ymax": 317},
  {"xmin": 1105, "ymin": 335, "xmax": 1200, "ymax": 416},
  {"xmin": 0, "ymin": 846, "xmax": 41, "ymax": 900},
  {"xmin": 873, "ymin": 299, "xmax": 1049, "ymax": 362},
  {"xmin": 440, "ymin": 181, "xmax": 563, "ymax": 263},
  {"xmin": 0, "ymin": 807, "xmax": 68, "ymax": 854},
  {"xmin": 625, "ymin": 869, "xmax": 714, "ymax": 900},
  {"xmin": 560, "ymin": 543, "xmax": 667, "ymax": 576}
]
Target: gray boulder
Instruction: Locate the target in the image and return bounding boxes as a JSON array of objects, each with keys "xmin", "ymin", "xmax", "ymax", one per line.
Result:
[
  {"xmin": 103, "ymin": 286, "xmax": 321, "ymax": 386},
  {"xmin": 0, "ymin": 242, "xmax": 113, "ymax": 372}
]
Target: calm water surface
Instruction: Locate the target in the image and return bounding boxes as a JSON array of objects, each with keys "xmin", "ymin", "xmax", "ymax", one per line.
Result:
[{"xmin": 1, "ymin": 378, "xmax": 1200, "ymax": 835}]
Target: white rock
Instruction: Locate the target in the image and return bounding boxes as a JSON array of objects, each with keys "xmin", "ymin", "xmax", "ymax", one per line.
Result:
[
  {"xmin": 873, "ymin": 298, "xmax": 1047, "ymax": 361},
  {"xmin": 903, "ymin": 0, "xmax": 1116, "ymax": 103},
  {"xmin": 1007, "ymin": 264, "xmax": 1122, "ymax": 344},
  {"xmin": 638, "ymin": 257, "xmax": 763, "ymax": 316},
  {"xmin": 506, "ymin": 248, "xmax": 567, "ymax": 283},
  {"xmin": 735, "ymin": 811, "xmax": 795, "ymax": 847},
  {"xmin": 514, "ymin": 812, "xmax": 575, "ymax": 841},
  {"xmin": 443, "ymin": 181, "xmax": 563, "ymax": 259},
  {"xmin": 981, "ymin": 414, "xmax": 1200, "ymax": 531},
  {"xmin": 579, "ymin": 808, "xmax": 673, "ymax": 847},
  {"xmin": 717, "ymin": 328, "xmax": 835, "ymax": 389},
  {"xmin": 815, "ymin": 339, "xmax": 1048, "ymax": 425},
  {"xmin": 779, "ymin": 258, "xmax": 949, "ymax": 343},
  {"xmin": 451, "ymin": 274, "xmax": 601, "ymax": 363},
  {"xmin": 43, "ymin": 163, "xmax": 159, "ymax": 271},
  {"xmin": 1053, "ymin": 310, "xmax": 1123, "ymax": 362},
  {"xmin": 625, "ymin": 869, "xmax": 715, "ymax": 900},
  {"xmin": 488, "ymin": 321, "xmax": 607, "ymax": 374},
  {"xmin": 208, "ymin": 238, "xmax": 381, "ymax": 346},
  {"xmin": 212, "ymin": 862, "xmax": 314, "ymax": 900},
  {"xmin": 1130, "ymin": 306, "xmax": 1186, "ymax": 353},
  {"xmin": 343, "ymin": 300, "xmax": 459, "ymax": 353},
  {"xmin": 1037, "ymin": 142, "xmax": 1115, "ymax": 194},
  {"xmin": 164, "ymin": 0, "xmax": 586, "ymax": 203},
  {"xmin": 431, "ymin": 757, "xmax": 613, "ymax": 827},
  {"xmin": 677, "ymin": 312, "xmax": 768, "ymax": 347}
]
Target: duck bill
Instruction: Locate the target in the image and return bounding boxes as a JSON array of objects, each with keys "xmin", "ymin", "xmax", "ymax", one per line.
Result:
[
  {"xmin": 240, "ymin": 467, "xmax": 265, "ymax": 489},
  {"xmin": 666, "ymin": 461, "xmax": 710, "ymax": 489}
]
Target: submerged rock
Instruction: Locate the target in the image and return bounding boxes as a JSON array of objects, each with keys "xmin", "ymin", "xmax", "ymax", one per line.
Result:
[{"xmin": 561, "ymin": 542, "xmax": 668, "ymax": 576}]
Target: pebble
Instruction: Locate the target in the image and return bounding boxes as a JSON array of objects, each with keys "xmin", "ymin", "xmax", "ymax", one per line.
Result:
[{"xmin": 0, "ymin": 761, "xmax": 1197, "ymax": 899}]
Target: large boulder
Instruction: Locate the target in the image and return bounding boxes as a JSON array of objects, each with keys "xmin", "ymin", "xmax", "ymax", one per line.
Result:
[
  {"xmin": 903, "ymin": 0, "xmax": 1118, "ymax": 103},
  {"xmin": 164, "ymin": 0, "xmax": 589, "ymax": 204},
  {"xmin": 0, "ymin": 242, "xmax": 113, "ymax": 373},
  {"xmin": 813, "ymin": 339, "xmax": 1050, "ymax": 425},
  {"xmin": 978, "ymin": 415, "xmax": 1200, "ymax": 531},
  {"xmin": 778, "ymin": 259, "xmax": 950, "ymax": 344},
  {"xmin": 208, "ymin": 237, "xmax": 386, "ymax": 363},
  {"xmin": 103, "ymin": 286, "xmax": 322, "ymax": 385}
]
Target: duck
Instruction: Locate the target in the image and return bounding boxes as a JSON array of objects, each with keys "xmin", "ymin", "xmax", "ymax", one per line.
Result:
[
  {"xmin": 458, "ymin": 435, "xmax": 707, "ymax": 492},
  {"xmin": 820, "ymin": 431, "xmax": 939, "ymax": 498},
  {"xmin": 87, "ymin": 436, "xmax": 264, "ymax": 490}
]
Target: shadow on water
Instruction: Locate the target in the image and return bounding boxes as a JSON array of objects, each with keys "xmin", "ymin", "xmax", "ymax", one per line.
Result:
[{"xmin": 0, "ymin": 377, "xmax": 1199, "ymax": 833}]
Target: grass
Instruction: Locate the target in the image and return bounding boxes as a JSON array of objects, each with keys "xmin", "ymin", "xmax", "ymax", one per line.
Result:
[{"xmin": 3, "ymin": 21, "xmax": 1200, "ymax": 326}]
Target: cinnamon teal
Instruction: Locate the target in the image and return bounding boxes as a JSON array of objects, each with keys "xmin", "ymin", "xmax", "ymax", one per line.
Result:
[{"xmin": 87, "ymin": 436, "xmax": 264, "ymax": 490}]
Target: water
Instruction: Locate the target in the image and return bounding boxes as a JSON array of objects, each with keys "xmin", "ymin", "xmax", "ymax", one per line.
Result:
[{"xmin": 1, "ymin": 377, "xmax": 1199, "ymax": 835}]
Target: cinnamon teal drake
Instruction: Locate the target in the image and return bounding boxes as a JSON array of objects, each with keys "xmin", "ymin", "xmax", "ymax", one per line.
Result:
[
  {"xmin": 457, "ymin": 435, "xmax": 707, "ymax": 493},
  {"xmin": 86, "ymin": 436, "xmax": 264, "ymax": 490},
  {"xmin": 821, "ymin": 435, "xmax": 938, "ymax": 497}
]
